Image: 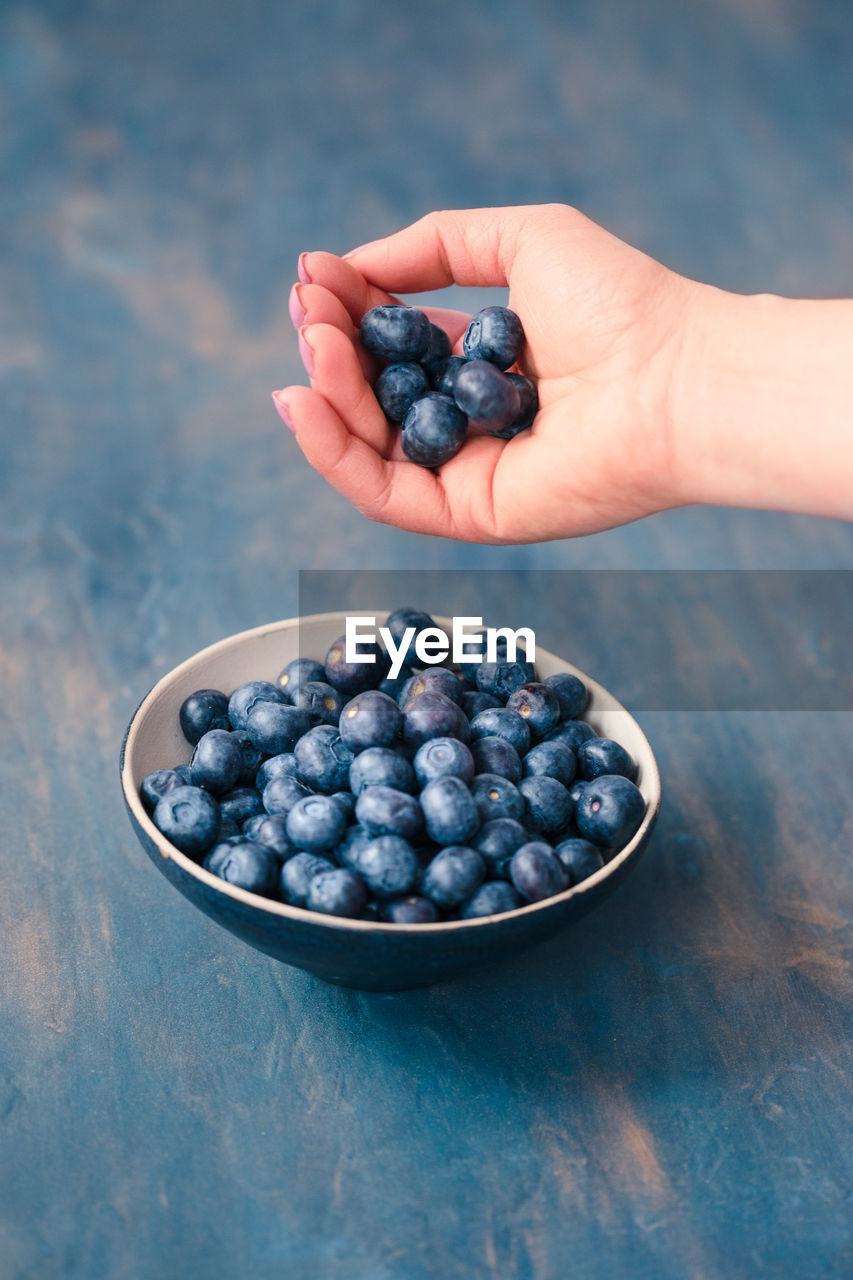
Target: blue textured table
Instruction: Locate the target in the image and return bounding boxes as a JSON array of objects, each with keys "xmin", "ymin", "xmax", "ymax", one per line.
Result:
[{"xmin": 3, "ymin": 2, "xmax": 853, "ymax": 1277}]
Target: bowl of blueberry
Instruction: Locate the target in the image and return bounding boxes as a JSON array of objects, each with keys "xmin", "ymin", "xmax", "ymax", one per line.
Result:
[{"xmin": 121, "ymin": 610, "xmax": 661, "ymax": 990}]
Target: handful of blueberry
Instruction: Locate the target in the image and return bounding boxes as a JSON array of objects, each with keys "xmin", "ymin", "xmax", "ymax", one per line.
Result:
[
  {"xmin": 140, "ymin": 609, "xmax": 647, "ymax": 924},
  {"xmin": 359, "ymin": 304, "xmax": 538, "ymax": 468}
]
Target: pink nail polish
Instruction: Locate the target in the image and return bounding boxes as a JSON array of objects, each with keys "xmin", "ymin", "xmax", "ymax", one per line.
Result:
[
  {"xmin": 343, "ymin": 239, "xmax": 381, "ymax": 259},
  {"xmin": 288, "ymin": 283, "xmax": 306, "ymax": 329},
  {"xmin": 298, "ymin": 329, "xmax": 315, "ymax": 379},
  {"xmin": 271, "ymin": 391, "xmax": 296, "ymax": 432},
  {"xmin": 297, "ymin": 252, "xmax": 311, "ymax": 284}
]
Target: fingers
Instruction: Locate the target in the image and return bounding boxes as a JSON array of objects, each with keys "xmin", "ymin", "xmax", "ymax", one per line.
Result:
[
  {"xmin": 299, "ymin": 322, "xmax": 392, "ymax": 455},
  {"xmin": 291, "ymin": 282, "xmax": 377, "ymax": 380},
  {"xmin": 341, "ymin": 205, "xmax": 548, "ymax": 292},
  {"xmin": 298, "ymin": 252, "xmax": 401, "ymax": 327}
]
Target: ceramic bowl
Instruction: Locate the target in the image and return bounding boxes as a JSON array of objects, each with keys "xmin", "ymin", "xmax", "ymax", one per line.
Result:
[{"xmin": 121, "ymin": 612, "xmax": 661, "ymax": 990}]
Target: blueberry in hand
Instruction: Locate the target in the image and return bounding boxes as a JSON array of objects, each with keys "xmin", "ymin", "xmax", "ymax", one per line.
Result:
[
  {"xmin": 294, "ymin": 725, "xmax": 354, "ymax": 792},
  {"xmin": 154, "ymin": 785, "xmax": 220, "ymax": 856},
  {"xmin": 355, "ymin": 785, "xmax": 423, "ymax": 841},
  {"xmin": 518, "ymin": 775, "xmax": 573, "ymax": 836},
  {"xmin": 179, "ymin": 689, "xmax": 230, "ymax": 745},
  {"xmin": 470, "ymin": 736, "xmax": 523, "ymax": 783},
  {"xmin": 306, "ymin": 868, "xmax": 369, "ymax": 918},
  {"xmin": 420, "ymin": 776, "xmax": 479, "ymax": 845},
  {"xmin": 359, "ymin": 304, "xmax": 431, "ymax": 362},
  {"xmin": 523, "ymin": 741, "xmax": 577, "ymax": 787},
  {"xmin": 291, "ymin": 681, "xmax": 346, "ymax": 726},
  {"xmin": 460, "ymin": 880, "xmax": 522, "ymax": 919},
  {"xmin": 430, "ymin": 354, "xmax": 466, "ymax": 397},
  {"xmin": 509, "ymin": 842, "xmax": 569, "ymax": 902},
  {"xmin": 553, "ymin": 837, "xmax": 605, "ymax": 886},
  {"xmin": 453, "ymin": 361, "xmax": 520, "ymax": 430},
  {"xmin": 381, "ymin": 895, "xmax": 439, "ymax": 924},
  {"xmin": 190, "ymin": 729, "xmax": 243, "ymax": 796},
  {"xmin": 354, "ymin": 835, "xmax": 419, "ymax": 898},
  {"xmin": 286, "ymin": 794, "xmax": 348, "ymax": 853},
  {"xmin": 577, "ymin": 737, "xmax": 636, "ymax": 782},
  {"xmin": 375, "ymin": 362, "xmax": 430, "ymax": 421},
  {"xmin": 280, "ymin": 852, "xmax": 335, "ymax": 907},
  {"xmin": 421, "ymin": 322, "xmax": 452, "ymax": 371},
  {"xmin": 276, "ymin": 657, "xmax": 326, "ymax": 701},
  {"xmin": 506, "ymin": 683, "xmax": 561, "ymax": 739},
  {"xmin": 544, "ymin": 673, "xmax": 588, "ymax": 721},
  {"xmin": 349, "ymin": 746, "xmax": 416, "ymax": 796},
  {"xmin": 246, "ymin": 702, "xmax": 312, "ymax": 756},
  {"xmin": 255, "ymin": 752, "xmax": 299, "ymax": 793},
  {"xmin": 421, "ymin": 846, "xmax": 485, "ymax": 908},
  {"xmin": 469, "ymin": 773, "xmax": 524, "ymax": 824},
  {"xmin": 462, "ymin": 306, "xmax": 524, "ymax": 369},
  {"xmin": 243, "ymin": 813, "xmax": 296, "ymax": 860},
  {"xmin": 489, "ymin": 373, "xmax": 538, "ymax": 438},
  {"xmin": 324, "ymin": 633, "xmax": 389, "ymax": 695},
  {"xmin": 339, "ymin": 690, "xmax": 402, "ymax": 751},
  {"xmin": 140, "ymin": 768, "xmax": 184, "ymax": 812},
  {"xmin": 401, "ymin": 393, "xmax": 468, "ymax": 468},
  {"xmin": 575, "ymin": 775, "xmax": 646, "ymax": 848},
  {"xmin": 402, "ymin": 691, "xmax": 469, "ymax": 750},
  {"xmin": 413, "ymin": 737, "xmax": 475, "ymax": 788},
  {"xmin": 203, "ymin": 839, "xmax": 280, "ymax": 897}
]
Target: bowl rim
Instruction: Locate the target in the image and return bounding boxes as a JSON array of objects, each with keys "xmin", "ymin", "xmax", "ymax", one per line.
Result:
[{"xmin": 121, "ymin": 611, "xmax": 662, "ymax": 933}]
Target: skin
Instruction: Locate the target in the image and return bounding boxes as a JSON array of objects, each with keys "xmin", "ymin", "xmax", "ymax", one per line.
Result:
[{"xmin": 274, "ymin": 204, "xmax": 853, "ymax": 543}]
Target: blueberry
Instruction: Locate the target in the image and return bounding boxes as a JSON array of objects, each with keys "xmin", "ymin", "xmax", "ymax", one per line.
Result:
[
  {"xmin": 349, "ymin": 746, "xmax": 416, "ymax": 796},
  {"xmin": 509, "ymin": 842, "xmax": 569, "ymax": 903},
  {"xmin": 335, "ymin": 823, "xmax": 372, "ymax": 871},
  {"xmin": 385, "ymin": 606, "xmax": 435, "ymax": 668},
  {"xmin": 293, "ymin": 725, "xmax": 354, "ymax": 793},
  {"xmin": 577, "ymin": 737, "xmax": 636, "ymax": 782},
  {"xmin": 375, "ymin": 362, "xmax": 430, "ymax": 421},
  {"xmin": 203, "ymin": 839, "xmax": 280, "ymax": 897},
  {"xmin": 544, "ymin": 673, "xmax": 588, "ymax": 721},
  {"xmin": 469, "ymin": 773, "xmax": 524, "ymax": 824},
  {"xmin": 153, "ymin": 785, "xmax": 220, "ymax": 856},
  {"xmin": 461, "ymin": 881, "xmax": 522, "ymax": 919},
  {"xmin": 506, "ymin": 683, "xmax": 561, "ymax": 740},
  {"xmin": 420, "ymin": 776, "xmax": 479, "ymax": 846},
  {"xmin": 306, "ymin": 868, "xmax": 369, "ymax": 918},
  {"xmin": 261, "ymin": 774, "xmax": 313, "ymax": 816},
  {"xmin": 453, "ymin": 360, "xmax": 520, "ymax": 430},
  {"xmin": 400, "ymin": 666, "xmax": 466, "ymax": 707},
  {"xmin": 280, "ymin": 852, "xmax": 335, "ymax": 907},
  {"xmin": 243, "ymin": 813, "xmax": 296, "ymax": 860},
  {"xmin": 544, "ymin": 720, "xmax": 597, "ymax": 752},
  {"xmin": 324, "ymin": 633, "xmax": 389, "ymax": 695},
  {"xmin": 179, "ymin": 689, "xmax": 231, "ymax": 745},
  {"xmin": 461, "ymin": 690, "xmax": 503, "ymax": 720},
  {"xmin": 470, "ymin": 735, "xmax": 523, "ymax": 784},
  {"xmin": 413, "ymin": 737, "xmax": 475, "ymax": 788},
  {"xmin": 276, "ymin": 658, "xmax": 326, "ymax": 701},
  {"xmin": 378, "ymin": 668, "xmax": 414, "ymax": 701},
  {"xmin": 518, "ymin": 775, "xmax": 573, "ymax": 836},
  {"xmin": 472, "ymin": 817, "xmax": 528, "ymax": 870},
  {"xmin": 355, "ymin": 785, "xmax": 423, "ymax": 842},
  {"xmin": 339, "ymin": 690, "xmax": 403, "ymax": 751},
  {"xmin": 359, "ymin": 304, "xmax": 431, "ymax": 362},
  {"xmin": 230, "ymin": 730, "xmax": 264, "ymax": 786},
  {"xmin": 202, "ymin": 836, "xmax": 247, "ymax": 876},
  {"xmin": 246, "ymin": 702, "xmax": 312, "ymax": 756},
  {"xmin": 402, "ymin": 691, "xmax": 469, "ymax": 750},
  {"xmin": 475, "ymin": 660, "xmax": 536, "ymax": 701},
  {"xmin": 140, "ymin": 768, "xmax": 184, "ymax": 813},
  {"xmin": 489, "ymin": 373, "xmax": 538, "ymax": 438},
  {"xmin": 421, "ymin": 846, "xmax": 485, "ymax": 908},
  {"xmin": 401, "ymin": 393, "xmax": 468, "ymax": 468},
  {"xmin": 228, "ymin": 680, "xmax": 287, "ymax": 731},
  {"xmin": 469, "ymin": 707, "xmax": 531, "ymax": 755},
  {"xmin": 330, "ymin": 791, "xmax": 356, "ymax": 820},
  {"xmin": 255, "ymin": 752, "xmax": 299, "ymax": 793},
  {"xmin": 286, "ymin": 794, "xmax": 348, "ymax": 853},
  {"xmin": 523, "ymin": 741, "xmax": 577, "ymax": 787},
  {"xmin": 430, "ymin": 354, "xmax": 466, "ymax": 397},
  {"xmin": 172, "ymin": 764, "xmax": 193, "ymax": 785},
  {"xmin": 190, "ymin": 729, "xmax": 243, "ymax": 796},
  {"xmin": 421, "ymin": 322, "xmax": 452, "ymax": 370},
  {"xmin": 291, "ymin": 681, "xmax": 346, "ymax": 727},
  {"xmin": 219, "ymin": 787, "xmax": 264, "ymax": 831},
  {"xmin": 460, "ymin": 631, "xmax": 520, "ymax": 682},
  {"xmin": 381, "ymin": 895, "xmax": 439, "ymax": 924},
  {"xmin": 463, "ymin": 306, "xmax": 524, "ymax": 369},
  {"xmin": 355, "ymin": 836, "xmax": 419, "ymax": 898},
  {"xmin": 575, "ymin": 775, "xmax": 646, "ymax": 848},
  {"xmin": 553, "ymin": 837, "xmax": 605, "ymax": 886}
]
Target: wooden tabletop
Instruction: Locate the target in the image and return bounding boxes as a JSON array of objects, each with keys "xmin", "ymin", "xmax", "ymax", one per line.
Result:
[{"xmin": 3, "ymin": 1, "xmax": 853, "ymax": 1277}]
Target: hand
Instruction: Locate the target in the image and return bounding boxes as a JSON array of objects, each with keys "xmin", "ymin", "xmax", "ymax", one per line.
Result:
[{"xmin": 273, "ymin": 204, "xmax": 693, "ymax": 543}]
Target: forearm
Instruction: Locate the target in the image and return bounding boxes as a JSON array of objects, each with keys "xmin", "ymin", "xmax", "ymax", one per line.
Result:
[{"xmin": 673, "ymin": 286, "xmax": 853, "ymax": 522}]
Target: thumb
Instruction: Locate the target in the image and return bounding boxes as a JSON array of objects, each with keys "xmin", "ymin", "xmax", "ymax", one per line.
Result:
[{"xmin": 343, "ymin": 205, "xmax": 546, "ymax": 293}]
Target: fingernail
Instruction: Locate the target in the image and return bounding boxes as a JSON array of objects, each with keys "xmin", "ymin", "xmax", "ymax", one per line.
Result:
[
  {"xmin": 344, "ymin": 238, "xmax": 381, "ymax": 259},
  {"xmin": 297, "ymin": 252, "xmax": 312, "ymax": 284},
  {"xmin": 298, "ymin": 328, "xmax": 315, "ymax": 379},
  {"xmin": 288, "ymin": 283, "xmax": 306, "ymax": 329},
  {"xmin": 271, "ymin": 390, "xmax": 296, "ymax": 432}
]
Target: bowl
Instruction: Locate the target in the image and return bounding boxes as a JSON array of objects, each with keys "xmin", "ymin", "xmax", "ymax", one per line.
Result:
[{"xmin": 121, "ymin": 612, "xmax": 661, "ymax": 990}]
